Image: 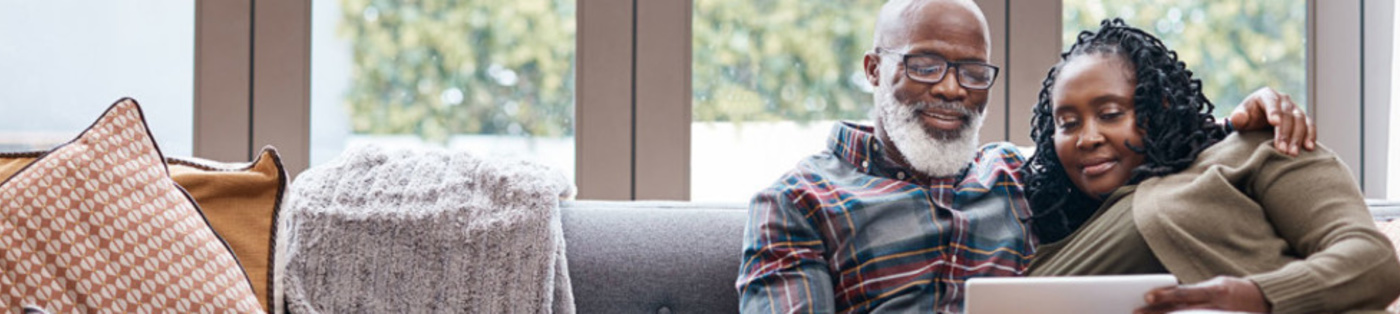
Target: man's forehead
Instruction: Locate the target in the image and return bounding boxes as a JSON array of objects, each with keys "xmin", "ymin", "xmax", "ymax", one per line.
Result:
[{"xmin": 876, "ymin": 0, "xmax": 990, "ymax": 59}]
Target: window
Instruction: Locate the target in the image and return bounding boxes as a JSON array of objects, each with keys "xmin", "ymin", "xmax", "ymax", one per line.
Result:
[
  {"xmin": 0, "ymin": 1, "xmax": 194, "ymax": 155},
  {"xmin": 1063, "ymin": 0, "xmax": 1308, "ymax": 117},
  {"xmin": 1390, "ymin": 1, "xmax": 1400, "ymax": 200},
  {"xmin": 310, "ymin": 0, "xmax": 576, "ymax": 181},
  {"xmin": 691, "ymin": 0, "xmax": 883, "ymax": 202}
]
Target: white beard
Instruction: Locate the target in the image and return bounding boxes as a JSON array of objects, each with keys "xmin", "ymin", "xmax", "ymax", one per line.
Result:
[{"xmin": 874, "ymin": 88, "xmax": 984, "ymax": 177}]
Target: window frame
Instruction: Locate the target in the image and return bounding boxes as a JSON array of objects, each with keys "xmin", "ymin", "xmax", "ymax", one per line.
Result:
[
  {"xmin": 193, "ymin": 0, "xmax": 311, "ymax": 175},
  {"xmin": 1361, "ymin": 0, "xmax": 1394, "ymax": 198},
  {"xmin": 194, "ymin": 0, "xmax": 252, "ymax": 163},
  {"xmin": 194, "ymin": 0, "xmax": 1392, "ymax": 200}
]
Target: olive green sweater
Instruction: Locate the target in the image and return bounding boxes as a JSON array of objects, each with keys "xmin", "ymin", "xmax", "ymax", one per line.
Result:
[{"xmin": 1129, "ymin": 131, "xmax": 1400, "ymax": 313}]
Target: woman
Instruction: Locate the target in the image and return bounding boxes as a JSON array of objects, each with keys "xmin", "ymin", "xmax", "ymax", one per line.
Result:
[{"xmin": 1023, "ymin": 19, "xmax": 1400, "ymax": 313}]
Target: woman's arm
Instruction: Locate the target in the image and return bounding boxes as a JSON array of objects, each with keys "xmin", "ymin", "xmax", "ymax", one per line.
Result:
[
  {"xmin": 1241, "ymin": 148, "xmax": 1400, "ymax": 312},
  {"xmin": 1136, "ymin": 145, "xmax": 1400, "ymax": 314}
]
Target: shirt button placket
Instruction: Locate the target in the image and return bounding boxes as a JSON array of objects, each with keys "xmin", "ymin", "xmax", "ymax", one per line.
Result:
[{"xmin": 948, "ymin": 250, "xmax": 961, "ymax": 282}]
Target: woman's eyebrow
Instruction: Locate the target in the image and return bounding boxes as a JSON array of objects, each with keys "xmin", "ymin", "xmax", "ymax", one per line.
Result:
[
  {"xmin": 1052, "ymin": 105, "xmax": 1078, "ymax": 116},
  {"xmin": 1088, "ymin": 93, "xmax": 1132, "ymax": 107}
]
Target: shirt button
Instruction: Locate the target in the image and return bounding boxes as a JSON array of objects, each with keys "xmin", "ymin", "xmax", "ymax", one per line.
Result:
[
  {"xmin": 861, "ymin": 160, "xmax": 869, "ymax": 169},
  {"xmin": 952, "ymin": 256, "xmax": 959, "ymax": 264},
  {"xmin": 897, "ymin": 172, "xmax": 906, "ymax": 180},
  {"xmin": 873, "ymin": 143, "xmax": 880, "ymax": 152}
]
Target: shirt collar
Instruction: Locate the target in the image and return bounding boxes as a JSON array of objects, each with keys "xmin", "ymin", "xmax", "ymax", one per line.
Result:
[{"xmin": 826, "ymin": 121, "xmax": 968, "ymax": 184}]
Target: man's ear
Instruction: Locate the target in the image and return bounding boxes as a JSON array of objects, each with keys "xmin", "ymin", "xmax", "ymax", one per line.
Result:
[{"xmin": 864, "ymin": 52, "xmax": 881, "ymax": 87}]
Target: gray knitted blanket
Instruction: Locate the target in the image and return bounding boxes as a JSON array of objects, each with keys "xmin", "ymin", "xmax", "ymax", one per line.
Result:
[{"xmin": 274, "ymin": 145, "xmax": 575, "ymax": 313}]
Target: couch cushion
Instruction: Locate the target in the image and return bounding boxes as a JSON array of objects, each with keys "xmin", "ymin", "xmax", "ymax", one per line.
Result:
[
  {"xmin": 561, "ymin": 200, "xmax": 746, "ymax": 314},
  {"xmin": 0, "ymin": 98, "xmax": 261, "ymax": 312},
  {"xmin": 1, "ymin": 147, "xmax": 286, "ymax": 312}
]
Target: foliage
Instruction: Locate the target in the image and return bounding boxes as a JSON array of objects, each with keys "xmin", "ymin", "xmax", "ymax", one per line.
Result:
[
  {"xmin": 1064, "ymin": 0, "xmax": 1307, "ymax": 117},
  {"xmin": 336, "ymin": 0, "xmax": 1307, "ymax": 138},
  {"xmin": 339, "ymin": 0, "xmax": 576, "ymax": 142},
  {"xmin": 692, "ymin": 0, "xmax": 883, "ymax": 125}
]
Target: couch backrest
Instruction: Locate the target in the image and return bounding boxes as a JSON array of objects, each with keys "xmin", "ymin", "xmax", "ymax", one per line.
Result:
[
  {"xmin": 561, "ymin": 200, "xmax": 747, "ymax": 314},
  {"xmin": 560, "ymin": 200, "xmax": 1400, "ymax": 313}
]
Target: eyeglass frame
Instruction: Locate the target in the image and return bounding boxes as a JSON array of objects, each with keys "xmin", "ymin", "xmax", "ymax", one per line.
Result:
[{"xmin": 872, "ymin": 47, "xmax": 1000, "ymax": 90}]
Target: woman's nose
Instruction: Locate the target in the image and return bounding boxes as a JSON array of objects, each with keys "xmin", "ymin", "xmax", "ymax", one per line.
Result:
[{"xmin": 1076, "ymin": 124, "xmax": 1104, "ymax": 149}]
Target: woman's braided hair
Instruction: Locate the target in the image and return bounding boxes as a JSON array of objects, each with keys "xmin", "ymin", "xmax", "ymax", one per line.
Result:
[{"xmin": 1024, "ymin": 18, "xmax": 1229, "ymax": 243}]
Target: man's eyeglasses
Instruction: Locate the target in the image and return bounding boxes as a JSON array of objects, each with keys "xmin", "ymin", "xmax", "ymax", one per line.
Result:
[{"xmin": 874, "ymin": 47, "xmax": 999, "ymax": 90}]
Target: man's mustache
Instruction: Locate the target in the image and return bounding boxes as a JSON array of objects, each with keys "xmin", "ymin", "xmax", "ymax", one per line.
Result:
[{"xmin": 906, "ymin": 101, "xmax": 979, "ymax": 122}]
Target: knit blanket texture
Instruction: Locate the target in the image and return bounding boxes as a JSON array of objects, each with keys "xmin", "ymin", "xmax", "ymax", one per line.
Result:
[{"xmin": 274, "ymin": 145, "xmax": 574, "ymax": 313}]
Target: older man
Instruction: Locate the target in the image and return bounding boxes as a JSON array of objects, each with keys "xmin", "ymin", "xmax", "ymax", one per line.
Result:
[{"xmin": 735, "ymin": 0, "xmax": 1313, "ymax": 312}]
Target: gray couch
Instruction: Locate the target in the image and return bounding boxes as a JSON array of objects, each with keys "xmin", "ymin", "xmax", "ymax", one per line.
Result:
[
  {"xmin": 562, "ymin": 200, "xmax": 747, "ymax": 313},
  {"xmin": 557, "ymin": 199, "xmax": 1400, "ymax": 313}
]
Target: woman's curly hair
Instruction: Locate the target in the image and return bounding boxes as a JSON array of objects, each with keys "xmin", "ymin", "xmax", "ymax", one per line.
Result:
[{"xmin": 1024, "ymin": 19, "xmax": 1229, "ymax": 243}]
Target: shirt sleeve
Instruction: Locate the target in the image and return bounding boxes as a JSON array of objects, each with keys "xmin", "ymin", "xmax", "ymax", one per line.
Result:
[
  {"xmin": 1244, "ymin": 148, "xmax": 1400, "ymax": 313},
  {"xmin": 736, "ymin": 184, "xmax": 835, "ymax": 313}
]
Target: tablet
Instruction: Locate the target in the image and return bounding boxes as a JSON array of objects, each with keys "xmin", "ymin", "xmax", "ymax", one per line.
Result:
[{"xmin": 964, "ymin": 274, "xmax": 1178, "ymax": 314}]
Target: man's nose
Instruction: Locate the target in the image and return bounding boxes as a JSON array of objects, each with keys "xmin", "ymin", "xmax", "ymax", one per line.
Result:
[{"xmin": 928, "ymin": 70, "xmax": 967, "ymax": 102}]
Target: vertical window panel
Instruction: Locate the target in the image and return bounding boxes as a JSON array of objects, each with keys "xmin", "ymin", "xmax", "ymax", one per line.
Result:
[
  {"xmin": 1388, "ymin": 0, "xmax": 1400, "ymax": 199},
  {"xmin": 310, "ymin": 0, "xmax": 577, "ymax": 181},
  {"xmin": 0, "ymin": 1, "xmax": 194, "ymax": 155},
  {"xmin": 1063, "ymin": 0, "xmax": 1308, "ymax": 118},
  {"xmin": 690, "ymin": 0, "xmax": 883, "ymax": 202}
]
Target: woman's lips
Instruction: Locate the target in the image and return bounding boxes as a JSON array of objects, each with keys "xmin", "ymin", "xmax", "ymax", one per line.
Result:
[{"xmin": 1081, "ymin": 159, "xmax": 1118, "ymax": 177}]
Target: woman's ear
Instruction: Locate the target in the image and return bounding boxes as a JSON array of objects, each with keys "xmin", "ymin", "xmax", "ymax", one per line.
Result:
[{"xmin": 864, "ymin": 52, "xmax": 881, "ymax": 87}]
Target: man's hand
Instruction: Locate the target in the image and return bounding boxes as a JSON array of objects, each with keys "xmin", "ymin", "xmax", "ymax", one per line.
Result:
[
  {"xmin": 1134, "ymin": 276, "xmax": 1270, "ymax": 314},
  {"xmin": 1229, "ymin": 87, "xmax": 1316, "ymax": 156}
]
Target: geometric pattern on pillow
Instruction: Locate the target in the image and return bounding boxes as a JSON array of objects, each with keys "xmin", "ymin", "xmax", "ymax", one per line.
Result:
[
  {"xmin": 0, "ymin": 98, "xmax": 262, "ymax": 312},
  {"xmin": 1, "ymin": 148, "xmax": 285, "ymax": 313}
]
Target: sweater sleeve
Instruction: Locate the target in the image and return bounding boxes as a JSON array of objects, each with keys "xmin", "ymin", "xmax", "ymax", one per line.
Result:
[
  {"xmin": 1244, "ymin": 147, "xmax": 1400, "ymax": 313},
  {"xmin": 736, "ymin": 184, "xmax": 836, "ymax": 313}
]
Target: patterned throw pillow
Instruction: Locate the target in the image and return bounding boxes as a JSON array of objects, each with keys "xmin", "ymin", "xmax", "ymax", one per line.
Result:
[
  {"xmin": 0, "ymin": 98, "xmax": 263, "ymax": 312},
  {"xmin": 0, "ymin": 147, "xmax": 285, "ymax": 313}
]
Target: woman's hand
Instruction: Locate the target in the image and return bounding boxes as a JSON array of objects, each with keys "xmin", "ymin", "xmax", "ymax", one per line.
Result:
[
  {"xmin": 1134, "ymin": 276, "xmax": 1270, "ymax": 314},
  {"xmin": 1230, "ymin": 86, "xmax": 1316, "ymax": 156}
]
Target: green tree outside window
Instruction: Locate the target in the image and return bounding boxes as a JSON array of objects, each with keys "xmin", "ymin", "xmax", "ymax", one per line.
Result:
[
  {"xmin": 339, "ymin": 0, "xmax": 577, "ymax": 143},
  {"xmin": 1064, "ymin": 0, "xmax": 1307, "ymax": 117},
  {"xmin": 336, "ymin": 0, "xmax": 1303, "ymax": 139}
]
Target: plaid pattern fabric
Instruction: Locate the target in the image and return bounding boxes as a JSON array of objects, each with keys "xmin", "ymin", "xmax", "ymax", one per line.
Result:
[{"xmin": 737, "ymin": 122, "xmax": 1034, "ymax": 313}]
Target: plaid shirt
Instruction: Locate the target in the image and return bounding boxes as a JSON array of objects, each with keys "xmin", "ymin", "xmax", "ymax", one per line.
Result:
[{"xmin": 736, "ymin": 122, "xmax": 1034, "ymax": 313}]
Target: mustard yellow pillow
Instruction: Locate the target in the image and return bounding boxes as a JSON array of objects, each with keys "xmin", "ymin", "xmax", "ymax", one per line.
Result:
[
  {"xmin": 0, "ymin": 142, "xmax": 284, "ymax": 313},
  {"xmin": 0, "ymin": 151, "xmax": 40, "ymax": 178},
  {"xmin": 167, "ymin": 147, "xmax": 285, "ymax": 311},
  {"xmin": 0, "ymin": 98, "xmax": 262, "ymax": 312}
]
